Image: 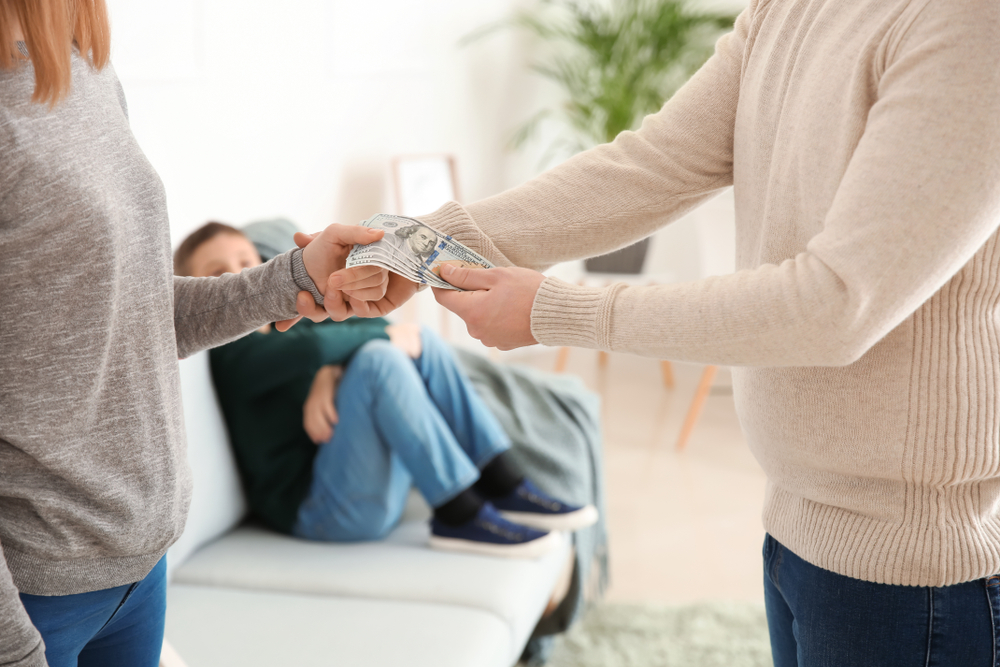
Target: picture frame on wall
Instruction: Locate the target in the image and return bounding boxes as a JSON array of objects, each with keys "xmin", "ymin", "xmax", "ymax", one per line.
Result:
[{"xmin": 392, "ymin": 154, "xmax": 460, "ymax": 218}]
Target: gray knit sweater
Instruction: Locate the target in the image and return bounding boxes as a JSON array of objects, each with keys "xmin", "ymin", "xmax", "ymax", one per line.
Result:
[{"xmin": 0, "ymin": 54, "xmax": 314, "ymax": 665}]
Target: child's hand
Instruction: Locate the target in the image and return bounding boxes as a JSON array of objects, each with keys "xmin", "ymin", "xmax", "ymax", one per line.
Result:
[{"xmin": 302, "ymin": 365, "xmax": 342, "ymax": 444}]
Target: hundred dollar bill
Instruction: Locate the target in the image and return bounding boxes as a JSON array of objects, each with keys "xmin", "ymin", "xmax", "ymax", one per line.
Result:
[
  {"xmin": 347, "ymin": 236, "xmax": 456, "ymax": 290},
  {"xmin": 361, "ymin": 214, "xmax": 495, "ymax": 274},
  {"xmin": 346, "ymin": 214, "xmax": 494, "ymax": 291},
  {"xmin": 349, "ymin": 229, "xmax": 439, "ymax": 277},
  {"xmin": 346, "ymin": 233, "xmax": 454, "ymax": 289},
  {"xmin": 348, "ymin": 244, "xmax": 448, "ymax": 288}
]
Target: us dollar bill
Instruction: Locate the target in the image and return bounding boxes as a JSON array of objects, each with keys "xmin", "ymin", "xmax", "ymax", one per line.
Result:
[
  {"xmin": 349, "ymin": 244, "xmax": 446, "ymax": 288},
  {"xmin": 346, "ymin": 214, "xmax": 494, "ymax": 291}
]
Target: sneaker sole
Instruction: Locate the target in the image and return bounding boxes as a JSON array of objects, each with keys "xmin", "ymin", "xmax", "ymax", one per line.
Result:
[
  {"xmin": 498, "ymin": 505, "xmax": 599, "ymax": 532},
  {"xmin": 429, "ymin": 529, "xmax": 563, "ymax": 559}
]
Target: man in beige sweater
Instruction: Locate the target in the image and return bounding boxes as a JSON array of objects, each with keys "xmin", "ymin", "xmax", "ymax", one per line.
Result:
[{"xmin": 342, "ymin": 0, "xmax": 1000, "ymax": 664}]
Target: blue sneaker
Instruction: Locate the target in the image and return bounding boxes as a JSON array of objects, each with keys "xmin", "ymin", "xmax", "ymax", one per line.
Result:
[
  {"xmin": 429, "ymin": 502, "xmax": 560, "ymax": 559},
  {"xmin": 492, "ymin": 479, "xmax": 599, "ymax": 531}
]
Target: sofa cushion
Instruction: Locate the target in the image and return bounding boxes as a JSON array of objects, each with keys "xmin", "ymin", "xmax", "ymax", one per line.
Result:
[
  {"xmin": 172, "ymin": 521, "xmax": 570, "ymax": 656},
  {"xmin": 166, "ymin": 584, "xmax": 512, "ymax": 667},
  {"xmin": 167, "ymin": 352, "xmax": 248, "ymax": 578}
]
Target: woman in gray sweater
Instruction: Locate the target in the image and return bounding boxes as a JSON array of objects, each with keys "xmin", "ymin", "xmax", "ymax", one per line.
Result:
[{"xmin": 0, "ymin": 3, "xmax": 386, "ymax": 666}]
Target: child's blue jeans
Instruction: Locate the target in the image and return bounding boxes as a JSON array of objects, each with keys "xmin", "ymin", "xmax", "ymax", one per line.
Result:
[
  {"xmin": 293, "ymin": 329, "xmax": 509, "ymax": 542},
  {"xmin": 764, "ymin": 533, "xmax": 999, "ymax": 666},
  {"xmin": 19, "ymin": 555, "xmax": 166, "ymax": 667}
]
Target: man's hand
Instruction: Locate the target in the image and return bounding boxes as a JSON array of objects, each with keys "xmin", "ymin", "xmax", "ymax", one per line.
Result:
[
  {"xmin": 432, "ymin": 265, "xmax": 546, "ymax": 351},
  {"xmin": 386, "ymin": 323, "xmax": 422, "ymax": 358},
  {"xmin": 303, "ymin": 365, "xmax": 342, "ymax": 445}
]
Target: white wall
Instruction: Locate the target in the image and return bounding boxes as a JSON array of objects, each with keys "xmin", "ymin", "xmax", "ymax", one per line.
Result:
[
  {"xmin": 107, "ymin": 0, "xmax": 556, "ymax": 243},
  {"xmin": 107, "ymin": 0, "xmax": 745, "ymax": 346}
]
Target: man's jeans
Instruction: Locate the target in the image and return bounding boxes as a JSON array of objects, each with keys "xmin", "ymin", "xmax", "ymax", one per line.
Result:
[
  {"xmin": 293, "ymin": 329, "xmax": 509, "ymax": 542},
  {"xmin": 764, "ymin": 533, "xmax": 1000, "ymax": 666},
  {"xmin": 20, "ymin": 556, "xmax": 166, "ymax": 667}
]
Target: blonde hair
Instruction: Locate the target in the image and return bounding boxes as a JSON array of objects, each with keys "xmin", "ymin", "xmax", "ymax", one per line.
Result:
[{"xmin": 0, "ymin": 0, "xmax": 110, "ymax": 106}]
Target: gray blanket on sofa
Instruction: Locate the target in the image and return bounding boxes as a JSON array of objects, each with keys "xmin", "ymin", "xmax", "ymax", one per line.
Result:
[{"xmin": 455, "ymin": 349, "xmax": 608, "ymax": 665}]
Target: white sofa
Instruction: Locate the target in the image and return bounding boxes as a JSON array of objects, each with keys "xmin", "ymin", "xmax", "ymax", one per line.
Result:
[{"xmin": 164, "ymin": 352, "xmax": 571, "ymax": 667}]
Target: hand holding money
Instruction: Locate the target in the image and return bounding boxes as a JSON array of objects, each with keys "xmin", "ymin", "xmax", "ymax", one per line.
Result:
[
  {"xmin": 277, "ymin": 224, "xmax": 390, "ymax": 330},
  {"xmin": 345, "ymin": 214, "xmax": 495, "ymax": 291},
  {"xmin": 433, "ymin": 264, "xmax": 547, "ymax": 351},
  {"xmin": 337, "ymin": 271, "xmax": 422, "ymax": 319}
]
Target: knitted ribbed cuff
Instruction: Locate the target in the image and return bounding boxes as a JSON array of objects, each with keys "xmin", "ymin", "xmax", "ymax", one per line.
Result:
[
  {"xmin": 290, "ymin": 248, "xmax": 324, "ymax": 305},
  {"xmin": 419, "ymin": 201, "xmax": 478, "ymax": 244},
  {"xmin": 418, "ymin": 201, "xmax": 513, "ymax": 267},
  {"xmin": 530, "ymin": 277, "xmax": 622, "ymax": 349}
]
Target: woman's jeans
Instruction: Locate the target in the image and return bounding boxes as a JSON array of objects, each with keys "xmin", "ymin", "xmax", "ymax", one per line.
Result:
[
  {"xmin": 763, "ymin": 534, "xmax": 999, "ymax": 666},
  {"xmin": 293, "ymin": 330, "xmax": 509, "ymax": 542},
  {"xmin": 19, "ymin": 556, "xmax": 166, "ymax": 667}
]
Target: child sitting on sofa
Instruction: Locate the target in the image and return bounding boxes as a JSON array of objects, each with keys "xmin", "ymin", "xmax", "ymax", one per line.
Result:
[{"xmin": 174, "ymin": 222, "xmax": 597, "ymax": 558}]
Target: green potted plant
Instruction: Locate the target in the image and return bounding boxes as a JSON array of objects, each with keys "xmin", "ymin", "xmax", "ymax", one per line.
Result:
[{"xmin": 468, "ymin": 0, "xmax": 737, "ymax": 273}]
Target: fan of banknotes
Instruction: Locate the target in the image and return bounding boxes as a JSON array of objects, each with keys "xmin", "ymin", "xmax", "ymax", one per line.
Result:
[{"xmin": 346, "ymin": 214, "xmax": 494, "ymax": 291}]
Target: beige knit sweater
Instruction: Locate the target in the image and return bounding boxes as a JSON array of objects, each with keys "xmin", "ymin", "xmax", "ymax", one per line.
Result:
[{"xmin": 422, "ymin": 0, "xmax": 1000, "ymax": 587}]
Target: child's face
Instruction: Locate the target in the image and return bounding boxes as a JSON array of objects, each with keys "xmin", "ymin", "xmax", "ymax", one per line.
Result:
[{"xmin": 188, "ymin": 233, "xmax": 262, "ymax": 278}]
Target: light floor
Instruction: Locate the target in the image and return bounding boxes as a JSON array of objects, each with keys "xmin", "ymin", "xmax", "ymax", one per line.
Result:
[{"xmin": 512, "ymin": 349, "xmax": 768, "ymax": 604}]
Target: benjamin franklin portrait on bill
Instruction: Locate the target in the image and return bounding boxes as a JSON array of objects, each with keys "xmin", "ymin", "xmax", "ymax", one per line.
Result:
[{"xmin": 381, "ymin": 223, "xmax": 440, "ymax": 263}]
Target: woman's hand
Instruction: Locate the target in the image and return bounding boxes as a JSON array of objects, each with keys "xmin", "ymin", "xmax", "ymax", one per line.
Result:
[
  {"xmin": 386, "ymin": 323, "xmax": 422, "ymax": 358},
  {"xmin": 432, "ymin": 265, "xmax": 546, "ymax": 350},
  {"xmin": 277, "ymin": 227, "xmax": 421, "ymax": 330},
  {"xmin": 342, "ymin": 272, "xmax": 421, "ymax": 319},
  {"xmin": 302, "ymin": 365, "xmax": 343, "ymax": 445},
  {"xmin": 299, "ymin": 226, "xmax": 392, "ymax": 321}
]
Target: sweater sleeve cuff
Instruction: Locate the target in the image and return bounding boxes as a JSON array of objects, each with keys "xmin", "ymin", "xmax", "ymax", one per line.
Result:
[
  {"xmin": 418, "ymin": 201, "xmax": 514, "ymax": 268},
  {"xmin": 290, "ymin": 248, "xmax": 324, "ymax": 305},
  {"xmin": 530, "ymin": 277, "xmax": 624, "ymax": 349}
]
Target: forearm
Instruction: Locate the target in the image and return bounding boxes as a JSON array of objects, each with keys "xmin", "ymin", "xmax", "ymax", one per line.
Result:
[
  {"xmin": 419, "ymin": 6, "xmax": 750, "ymax": 270},
  {"xmin": 531, "ymin": 259, "xmax": 879, "ymax": 367},
  {"xmin": 174, "ymin": 250, "xmax": 317, "ymax": 359},
  {"xmin": 0, "ymin": 543, "xmax": 46, "ymax": 667},
  {"xmin": 312, "ymin": 364, "xmax": 342, "ymax": 388},
  {"xmin": 422, "ymin": 144, "xmax": 730, "ymax": 272},
  {"xmin": 305, "ymin": 364, "xmax": 339, "ymax": 404}
]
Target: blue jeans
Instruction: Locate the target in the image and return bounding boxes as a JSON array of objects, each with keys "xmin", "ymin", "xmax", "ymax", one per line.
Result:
[
  {"xmin": 293, "ymin": 329, "xmax": 510, "ymax": 542},
  {"xmin": 19, "ymin": 556, "xmax": 166, "ymax": 667},
  {"xmin": 763, "ymin": 534, "xmax": 999, "ymax": 666}
]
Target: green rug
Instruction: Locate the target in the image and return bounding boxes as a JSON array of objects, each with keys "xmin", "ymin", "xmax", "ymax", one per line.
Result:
[{"xmin": 545, "ymin": 601, "xmax": 774, "ymax": 667}]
